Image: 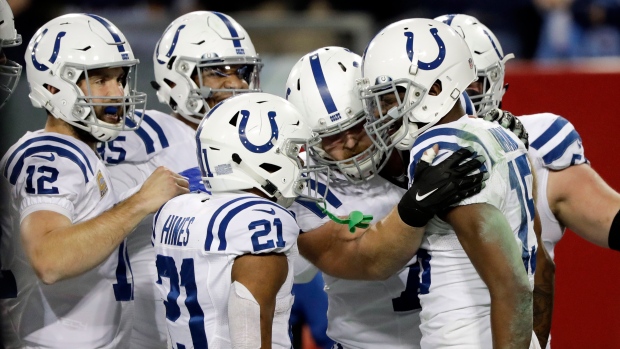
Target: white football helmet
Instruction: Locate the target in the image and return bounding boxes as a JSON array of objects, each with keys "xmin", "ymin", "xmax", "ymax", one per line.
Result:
[
  {"xmin": 196, "ymin": 92, "xmax": 329, "ymax": 208},
  {"xmin": 153, "ymin": 11, "xmax": 262, "ymax": 124},
  {"xmin": 0, "ymin": 0, "xmax": 22, "ymax": 109},
  {"xmin": 285, "ymin": 46, "xmax": 390, "ymax": 183},
  {"xmin": 435, "ymin": 14, "xmax": 514, "ymax": 115},
  {"xmin": 25, "ymin": 13, "xmax": 146, "ymax": 142},
  {"xmin": 359, "ymin": 18, "xmax": 476, "ymax": 152}
]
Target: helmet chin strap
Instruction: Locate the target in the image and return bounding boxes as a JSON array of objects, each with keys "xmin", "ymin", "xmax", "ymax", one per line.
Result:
[{"xmin": 231, "ymin": 153, "xmax": 280, "ymax": 198}]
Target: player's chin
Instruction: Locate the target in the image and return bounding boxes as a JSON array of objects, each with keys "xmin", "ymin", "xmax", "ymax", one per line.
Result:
[{"xmin": 210, "ymin": 93, "xmax": 234, "ymax": 106}]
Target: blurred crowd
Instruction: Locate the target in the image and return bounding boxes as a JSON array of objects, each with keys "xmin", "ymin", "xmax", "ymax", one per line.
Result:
[{"xmin": 5, "ymin": 0, "xmax": 620, "ymax": 68}]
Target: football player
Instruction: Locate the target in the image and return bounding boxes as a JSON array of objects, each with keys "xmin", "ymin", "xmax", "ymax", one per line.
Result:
[
  {"xmin": 358, "ymin": 18, "xmax": 539, "ymax": 348},
  {"xmin": 96, "ymin": 11, "xmax": 263, "ymax": 348},
  {"xmin": 0, "ymin": 0, "xmax": 21, "ymax": 109},
  {"xmin": 437, "ymin": 13, "xmax": 620, "ymax": 348},
  {"xmin": 0, "ymin": 14, "xmax": 188, "ymax": 348}
]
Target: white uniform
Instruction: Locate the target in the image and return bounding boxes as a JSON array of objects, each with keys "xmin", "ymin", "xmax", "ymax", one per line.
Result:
[
  {"xmin": 0, "ymin": 131, "xmax": 132, "ymax": 349},
  {"xmin": 520, "ymin": 113, "xmax": 587, "ymax": 349},
  {"xmin": 409, "ymin": 116, "xmax": 538, "ymax": 349},
  {"xmin": 152, "ymin": 192, "xmax": 297, "ymax": 349},
  {"xmin": 98, "ymin": 109, "xmax": 206, "ymax": 348},
  {"xmin": 519, "ymin": 113, "xmax": 588, "ymax": 259},
  {"xmin": 290, "ymin": 171, "xmax": 422, "ymax": 349}
]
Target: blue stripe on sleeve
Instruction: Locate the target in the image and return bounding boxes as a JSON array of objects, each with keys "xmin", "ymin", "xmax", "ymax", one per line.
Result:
[
  {"xmin": 214, "ymin": 200, "xmax": 294, "ymax": 251},
  {"xmin": 125, "ymin": 117, "xmax": 156, "ymax": 154},
  {"xmin": 409, "ymin": 127, "xmax": 494, "ymax": 177},
  {"xmin": 294, "ymin": 179, "xmax": 342, "ymax": 218},
  {"xmin": 205, "ymin": 196, "xmax": 256, "ymax": 251},
  {"xmin": 138, "ymin": 112, "xmax": 170, "ymax": 149},
  {"xmin": 541, "ymin": 129, "xmax": 582, "ymax": 165},
  {"xmin": 4, "ymin": 136, "xmax": 93, "ymax": 179},
  {"xmin": 8, "ymin": 145, "xmax": 91, "ymax": 184},
  {"xmin": 530, "ymin": 117, "xmax": 569, "ymax": 150}
]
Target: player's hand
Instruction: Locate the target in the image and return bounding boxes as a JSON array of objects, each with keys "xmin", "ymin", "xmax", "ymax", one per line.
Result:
[
  {"xmin": 397, "ymin": 145, "xmax": 488, "ymax": 227},
  {"xmin": 483, "ymin": 108, "xmax": 529, "ymax": 149},
  {"xmin": 135, "ymin": 166, "xmax": 190, "ymax": 213}
]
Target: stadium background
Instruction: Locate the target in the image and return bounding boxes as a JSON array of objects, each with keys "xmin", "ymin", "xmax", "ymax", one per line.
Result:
[{"xmin": 2, "ymin": 0, "xmax": 619, "ymax": 347}]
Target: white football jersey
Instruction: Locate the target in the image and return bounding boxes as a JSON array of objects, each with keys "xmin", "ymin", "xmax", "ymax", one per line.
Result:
[
  {"xmin": 98, "ymin": 109, "xmax": 206, "ymax": 348},
  {"xmin": 409, "ymin": 116, "xmax": 537, "ymax": 349},
  {"xmin": 152, "ymin": 192, "xmax": 298, "ymax": 349},
  {"xmin": 520, "ymin": 113, "xmax": 587, "ymax": 259},
  {"xmin": 98, "ymin": 109, "xmax": 207, "ymax": 195},
  {"xmin": 290, "ymin": 170, "xmax": 422, "ymax": 349},
  {"xmin": 0, "ymin": 131, "xmax": 132, "ymax": 349}
]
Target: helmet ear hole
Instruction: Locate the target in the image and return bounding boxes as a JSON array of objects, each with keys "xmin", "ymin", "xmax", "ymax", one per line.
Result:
[
  {"xmin": 229, "ymin": 111, "xmax": 240, "ymax": 126},
  {"xmin": 259, "ymin": 163, "xmax": 281, "ymax": 173},
  {"xmin": 166, "ymin": 56, "xmax": 176, "ymax": 70}
]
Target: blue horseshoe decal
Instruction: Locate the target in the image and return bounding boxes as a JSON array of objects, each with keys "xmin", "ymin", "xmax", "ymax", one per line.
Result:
[
  {"xmin": 155, "ymin": 24, "xmax": 186, "ymax": 64},
  {"xmin": 483, "ymin": 29, "xmax": 504, "ymax": 59},
  {"xmin": 31, "ymin": 29, "xmax": 66, "ymax": 72},
  {"xmin": 238, "ymin": 110, "xmax": 279, "ymax": 153},
  {"xmin": 404, "ymin": 28, "xmax": 446, "ymax": 70}
]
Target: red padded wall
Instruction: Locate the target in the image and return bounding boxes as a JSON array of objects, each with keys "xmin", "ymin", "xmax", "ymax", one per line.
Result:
[{"xmin": 503, "ymin": 61, "xmax": 620, "ymax": 348}]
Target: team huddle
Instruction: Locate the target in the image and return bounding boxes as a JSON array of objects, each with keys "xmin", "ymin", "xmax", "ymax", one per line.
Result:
[{"xmin": 1, "ymin": 1, "xmax": 619, "ymax": 349}]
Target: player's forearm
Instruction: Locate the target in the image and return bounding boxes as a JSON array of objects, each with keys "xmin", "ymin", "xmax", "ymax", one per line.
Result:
[
  {"xmin": 230, "ymin": 253, "xmax": 287, "ymax": 349},
  {"xmin": 317, "ymin": 208, "xmax": 423, "ymax": 280},
  {"xmin": 490, "ymin": 285, "xmax": 533, "ymax": 349},
  {"xmin": 551, "ymin": 165, "xmax": 620, "ymax": 248},
  {"xmin": 533, "ymin": 232, "xmax": 555, "ymax": 348},
  {"xmin": 26, "ymin": 195, "xmax": 151, "ymax": 284},
  {"xmin": 447, "ymin": 204, "xmax": 533, "ymax": 348}
]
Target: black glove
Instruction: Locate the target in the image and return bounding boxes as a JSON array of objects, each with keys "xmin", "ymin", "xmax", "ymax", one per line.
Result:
[
  {"xmin": 398, "ymin": 147, "xmax": 488, "ymax": 227},
  {"xmin": 482, "ymin": 108, "xmax": 529, "ymax": 149}
]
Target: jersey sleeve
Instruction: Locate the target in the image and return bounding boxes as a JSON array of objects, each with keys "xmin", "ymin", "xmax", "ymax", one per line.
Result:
[
  {"xmin": 289, "ymin": 200, "xmax": 330, "ymax": 233},
  {"xmin": 288, "ymin": 175, "xmax": 343, "ymax": 233},
  {"xmin": 8, "ymin": 152, "xmax": 89, "ymax": 222},
  {"xmin": 409, "ymin": 124, "xmax": 508, "ymax": 209},
  {"xmin": 522, "ymin": 113, "xmax": 587, "ymax": 170},
  {"xmin": 204, "ymin": 199, "xmax": 299, "ymax": 256}
]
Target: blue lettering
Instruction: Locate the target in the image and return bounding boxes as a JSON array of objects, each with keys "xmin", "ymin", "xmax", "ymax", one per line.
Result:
[
  {"xmin": 160, "ymin": 216, "xmax": 196, "ymax": 246},
  {"xmin": 170, "ymin": 216, "xmax": 184, "ymax": 245},
  {"xmin": 329, "ymin": 112, "xmax": 341, "ymax": 122},
  {"xmin": 161, "ymin": 216, "xmax": 175, "ymax": 244},
  {"xmin": 180, "ymin": 217, "xmax": 195, "ymax": 246}
]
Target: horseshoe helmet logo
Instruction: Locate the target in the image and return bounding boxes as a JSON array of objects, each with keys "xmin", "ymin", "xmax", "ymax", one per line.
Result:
[
  {"xmin": 404, "ymin": 28, "xmax": 446, "ymax": 71},
  {"xmin": 31, "ymin": 29, "xmax": 67, "ymax": 72},
  {"xmin": 238, "ymin": 110, "xmax": 279, "ymax": 153}
]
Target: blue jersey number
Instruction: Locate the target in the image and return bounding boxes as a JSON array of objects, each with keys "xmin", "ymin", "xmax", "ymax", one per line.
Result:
[
  {"xmin": 25, "ymin": 165, "xmax": 59, "ymax": 194},
  {"xmin": 508, "ymin": 154, "xmax": 537, "ymax": 273},
  {"xmin": 113, "ymin": 241, "xmax": 133, "ymax": 301},
  {"xmin": 98, "ymin": 136, "xmax": 127, "ymax": 165},
  {"xmin": 392, "ymin": 264, "xmax": 421, "ymax": 312},
  {"xmin": 249, "ymin": 218, "xmax": 286, "ymax": 252},
  {"xmin": 156, "ymin": 255, "xmax": 208, "ymax": 348}
]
